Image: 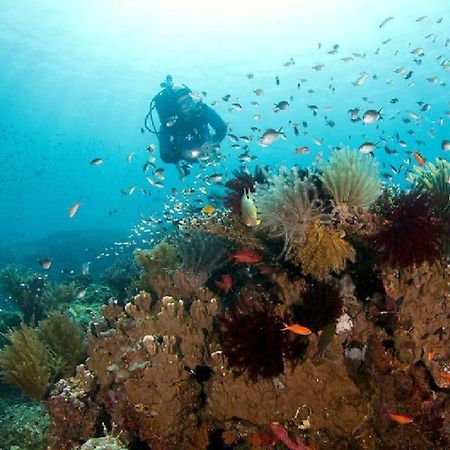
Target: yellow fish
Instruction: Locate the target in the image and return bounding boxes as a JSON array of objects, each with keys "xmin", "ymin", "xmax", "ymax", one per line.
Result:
[{"xmin": 240, "ymin": 189, "xmax": 259, "ymax": 227}]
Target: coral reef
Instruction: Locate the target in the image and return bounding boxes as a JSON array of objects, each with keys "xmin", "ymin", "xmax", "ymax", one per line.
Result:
[
  {"xmin": 79, "ymin": 292, "xmax": 219, "ymax": 449},
  {"xmin": 219, "ymin": 296, "xmax": 287, "ymax": 381},
  {"xmin": 256, "ymin": 166, "xmax": 326, "ymax": 259},
  {"xmin": 135, "ymin": 240, "xmax": 180, "ymax": 278},
  {"xmin": 101, "ymin": 254, "xmax": 140, "ymax": 300},
  {"xmin": 318, "ymin": 146, "xmax": 381, "ymax": 208},
  {"xmin": 373, "ymin": 191, "xmax": 446, "ymax": 268},
  {"xmin": 41, "ymin": 281, "xmax": 79, "ymax": 311},
  {"xmin": 0, "ymin": 264, "xmax": 46, "ymax": 322},
  {"xmin": 47, "ymin": 365, "xmax": 101, "ymax": 449},
  {"xmin": 175, "ymin": 231, "xmax": 228, "ymax": 283},
  {"xmin": 293, "ymin": 220, "xmax": 356, "ymax": 280},
  {"xmin": 0, "ymin": 395, "xmax": 50, "ymax": 450},
  {"xmin": 292, "ymin": 279, "xmax": 343, "ymax": 333}
]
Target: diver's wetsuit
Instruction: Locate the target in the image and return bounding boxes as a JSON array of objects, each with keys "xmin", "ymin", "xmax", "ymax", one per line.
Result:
[{"xmin": 158, "ymin": 102, "xmax": 227, "ymax": 164}]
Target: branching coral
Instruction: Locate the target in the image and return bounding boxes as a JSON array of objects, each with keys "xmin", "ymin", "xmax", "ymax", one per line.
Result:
[
  {"xmin": 256, "ymin": 166, "xmax": 326, "ymax": 259},
  {"xmin": 373, "ymin": 192, "xmax": 446, "ymax": 268},
  {"xmin": 318, "ymin": 147, "xmax": 381, "ymax": 208},
  {"xmin": 0, "ymin": 324, "xmax": 52, "ymax": 400},
  {"xmin": 292, "ymin": 220, "xmax": 356, "ymax": 280},
  {"xmin": 219, "ymin": 297, "xmax": 286, "ymax": 382}
]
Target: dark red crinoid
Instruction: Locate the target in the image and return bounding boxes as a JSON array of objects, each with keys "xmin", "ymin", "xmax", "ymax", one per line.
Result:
[
  {"xmin": 219, "ymin": 296, "xmax": 285, "ymax": 382},
  {"xmin": 373, "ymin": 192, "xmax": 446, "ymax": 268},
  {"xmin": 292, "ymin": 280, "xmax": 343, "ymax": 333},
  {"xmin": 224, "ymin": 166, "xmax": 268, "ymax": 214}
]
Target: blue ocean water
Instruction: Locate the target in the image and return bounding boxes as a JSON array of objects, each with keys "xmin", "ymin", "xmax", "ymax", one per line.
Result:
[{"xmin": 0, "ymin": 0, "xmax": 448, "ymax": 274}]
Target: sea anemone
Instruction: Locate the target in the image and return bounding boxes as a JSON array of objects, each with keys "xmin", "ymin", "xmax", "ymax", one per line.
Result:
[
  {"xmin": 292, "ymin": 220, "xmax": 356, "ymax": 280},
  {"xmin": 373, "ymin": 191, "xmax": 446, "ymax": 268},
  {"xmin": 256, "ymin": 166, "xmax": 326, "ymax": 259},
  {"xmin": 292, "ymin": 280, "xmax": 343, "ymax": 332},
  {"xmin": 318, "ymin": 147, "xmax": 381, "ymax": 208},
  {"xmin": 224, "ymin": 165, "xmax": 269, "ymax": 214},
  {"xmin": 219, "ymin": 296, "xmax": 285, "ymax": 381}
]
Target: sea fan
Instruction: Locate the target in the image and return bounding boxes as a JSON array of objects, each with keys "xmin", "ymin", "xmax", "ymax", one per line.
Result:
[
  {"xmin": 219, "ymin": 297, "xmax": 285, "ymax": 382},
  {"xmin": 256, "ymin": 166, "xmax": 326, "ymax": 259},
  {"xmin": 318, "ymin": 147, "xmax": 381, "ymax": 208},
  {"xmin": 224, "ymin": 165, "xmax": 269, "ymax": 214},
  {"xmin": 292, "ymin": 280, "xmax": 343, "ymax": 333},
  {"xmin": 293, "ymin": 220, "xmax": 356, "ymax": 280},
  {"xmin": 373, "ymin": 191, "xmax": 446, "ymax": 268}
]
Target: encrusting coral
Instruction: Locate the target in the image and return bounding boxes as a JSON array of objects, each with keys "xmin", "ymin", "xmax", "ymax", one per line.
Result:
[
  {"xmin": 318, "ymin": 146, "xmax": 381, "ymax": 209},
  {"xmin": 292, "ymin": 220, "xmax": 356, "ymax": 280}
]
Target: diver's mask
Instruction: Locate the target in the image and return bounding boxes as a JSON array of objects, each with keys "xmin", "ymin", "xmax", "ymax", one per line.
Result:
[{"xmin": 176, "ymin": 93, "xmax": 196, "ymax": 117}]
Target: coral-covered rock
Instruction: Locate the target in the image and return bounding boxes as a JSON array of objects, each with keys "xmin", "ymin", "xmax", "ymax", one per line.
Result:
[
  {"xmin": 47, "ymin": 365, "xmax": 100, "ymax": 449},
  {"xmin": 85, "ymin": 291, "xmax": 219, "ymax": 448},
  {"xmin": 204, "ymin": 348, "xmax": 368, "ymax": 445}
]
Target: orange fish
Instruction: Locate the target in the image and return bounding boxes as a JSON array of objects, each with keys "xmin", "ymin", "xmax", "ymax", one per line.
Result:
[
  {"xmin": 440, "ymin": 372, "xmax": 450, "ymax": 382},
  {"xmin": 387, "ymin": 413, "xmax": 414, "ymax": 425},
  {"xmin": 413, "ymin": 151, "xmax": 426, "ymax": 166},
  {"xmin": 202, "ymin": 205, "xmax": 216, "ymax": 214},
  {"xmin": 69, "ymin": 201, "xmax": 81, "ymax": 218},
  {"xmin": 281, "ymin": 323, "xmax": 312, "ymax": 336},
  {"xmin": 215, "ymin": 274, "xmax": 233, "ymax": 293},
  {"xmin": 228, "ymin": 248, "xmax": 262, "ymax": 264}
]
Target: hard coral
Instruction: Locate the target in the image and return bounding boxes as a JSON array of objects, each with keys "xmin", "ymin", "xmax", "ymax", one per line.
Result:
[
  {"xmin": 373, "ymin": 191, "xmax": 446, "ymax": 268},
  {"xmin": 83, "ymin": 292, "xmax": 219, "ymax": 448},
  {"xmin": 47, "ymin": 365, "xmax": 100, "ymax": 449},
  {"xmin": 318, "ymin": 147, "xmax": 381, "ymax": 208},
  {"xmin": 293, "ymin": 220, "xmax": 356, "ymax": 280},
  {"xmin": 256, "ymin": 166, "xmax": 326, "ymax": 259},
  {"xmin": 219, "ymin": 297, "xmax": 285, "ymax": 382}
]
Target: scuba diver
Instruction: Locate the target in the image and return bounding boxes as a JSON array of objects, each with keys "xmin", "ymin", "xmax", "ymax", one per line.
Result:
[{"xmin": 144, "ymin": 75, "xmax": 227, "ymax": 178}]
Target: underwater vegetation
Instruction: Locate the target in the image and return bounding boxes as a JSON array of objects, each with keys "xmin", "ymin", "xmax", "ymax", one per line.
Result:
[
  {"xmin": 0, "ymin": 265, "xmax": 46, "ymax": 322},
  {"xmin": 0, "ymin": 314, "xmax": 86, "ymax": 400}
]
